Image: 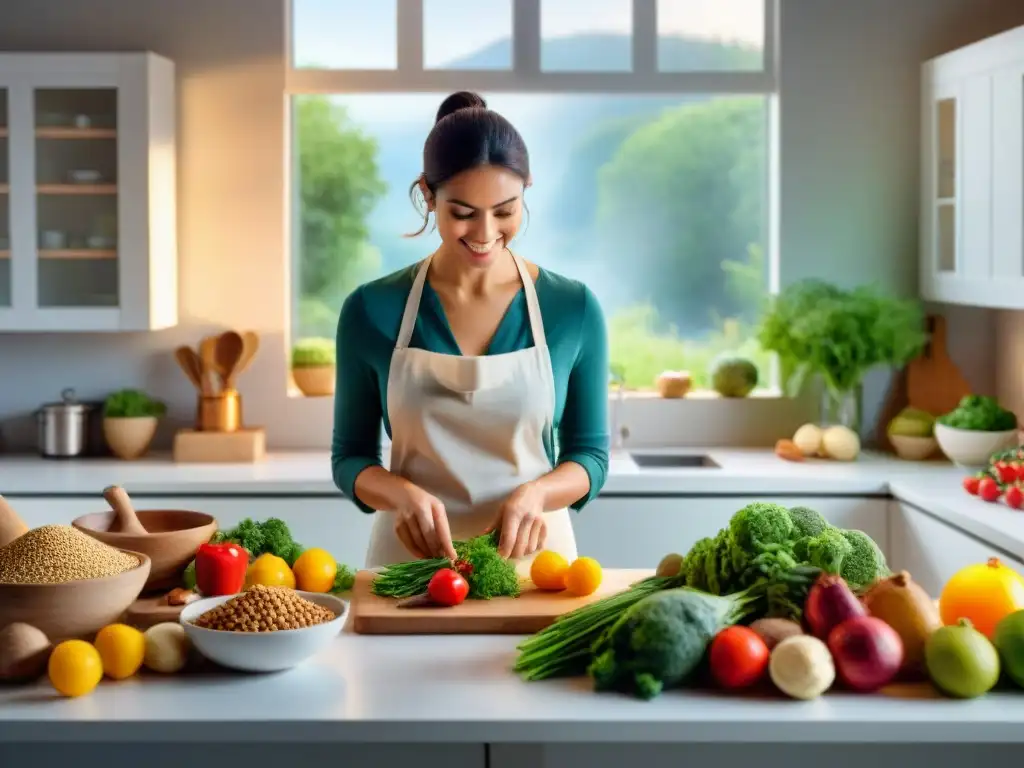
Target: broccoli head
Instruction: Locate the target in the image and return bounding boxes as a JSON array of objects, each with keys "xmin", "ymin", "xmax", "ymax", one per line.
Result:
[
  {"xmin": 682, "ymin": 537, "xmax": 715, "ymax": 591},
  {"xmin": 728, "ymin": 502, "xmax": 794, "ymax": 553},
  {"xmin": 839, "ymin": 529, "xmax": 889, "ymax": 588},
  {"xmin": 212, "ymin": 517, "xmax": 303, "ymax": 565},
  {"xmin": 802, "ymin": 528, "xmax": 853, "ymax": 574},
  {"xmin": 787, "ymin": 506, "xmax": 830, "ymax": 539}
]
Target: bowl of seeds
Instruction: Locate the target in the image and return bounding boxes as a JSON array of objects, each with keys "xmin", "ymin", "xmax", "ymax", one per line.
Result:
[
  {"xmin": 0, "ymin": 524, "xmax": 151, "ymax": 642},
  {"xmin": 179, "ymin": 584, "xmax": 347, "ymax": 673}
]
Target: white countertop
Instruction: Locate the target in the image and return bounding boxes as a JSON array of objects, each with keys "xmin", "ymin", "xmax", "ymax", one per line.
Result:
[{"xmin": 1, "ymin": 629, "xmax": 1023, "ymax": 744}]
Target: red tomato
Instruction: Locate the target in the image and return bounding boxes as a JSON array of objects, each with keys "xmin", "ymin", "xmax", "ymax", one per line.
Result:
[
  {"xmin": 1006, "ymin": 486, "xmax": 1024, "ymax": 510},
  {"xmin": 708, "ymin": 626, "xmax": 770, "ymax": 689},
  {"xmin": 427, "ymin": 568, "xmax": 469, "ymax": 606},
  {"xmin": 997, "ymin": 464, "xmax": 1018, "ymax": 484},
  {"xmin": 979, "ymin": 476, "xmax": 1002, "ymax": 503},
  {"xmin": 963, "ymin": 476, "xmax": 981, "ymax": 495}
]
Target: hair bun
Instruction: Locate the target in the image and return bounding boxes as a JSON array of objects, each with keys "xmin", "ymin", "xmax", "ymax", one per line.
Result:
[{"xmin": 435, "ymin": 91, "xmax": 487, "ymax": 123}]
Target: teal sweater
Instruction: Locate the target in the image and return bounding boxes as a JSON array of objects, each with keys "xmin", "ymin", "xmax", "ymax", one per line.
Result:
[{"xmin": 331, "ymin": 262, "xmax": 610, "ymax": 514}]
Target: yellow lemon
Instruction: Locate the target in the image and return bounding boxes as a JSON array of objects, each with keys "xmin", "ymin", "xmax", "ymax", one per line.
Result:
[
  {"xmin": 245, "ymin": 553, "xmax": 296, "ymax": 589},
  {"xmin": 93, "ymin": 623, "xmax": 146, "ymax": 680},
  {"xmin": 565, "ymin": 557, "xmax": 603, "ymax": 597},
  {"xmin": 530, "ymin": 550, "xmax": 570, "ymax": 591},
  {"xmin": 48, "ymin": 640, "xmax": 103, "ymax": 698},
  {"xmin": 292, "ymin": 548, "xmax": 338, "ymax": 593}
]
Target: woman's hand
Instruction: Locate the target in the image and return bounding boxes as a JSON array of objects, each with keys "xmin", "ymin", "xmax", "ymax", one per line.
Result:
[
  {"xmin": 487, "ymin": 482, "xmax": 548, "ymax": 559},
  {"xmin": 393, "ymin": 481, "xmax": 457, "ymax": 561}
]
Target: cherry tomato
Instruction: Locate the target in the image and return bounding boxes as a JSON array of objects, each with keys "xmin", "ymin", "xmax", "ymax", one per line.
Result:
[
  {"xmin": 1006, "ymin": 486, "xmax": 1024, "ymax": 510},
  {"xmin": 708, "ymin": 626, "xmax": 770, "ymax": 689},
  {"xmin": 963, "ymin": 476, "xmax": 981, "ymax": 495},
  {"xmin": 427, "ymin": 568, "xmax": 469, "ymax": 607},
  {"xmin": 997, "ymin": 463, "xmax": 1018, "ymax": 484},
  {"xmin": 979, "ymin": 476, "xmax": 1002, "ymax": 503}
]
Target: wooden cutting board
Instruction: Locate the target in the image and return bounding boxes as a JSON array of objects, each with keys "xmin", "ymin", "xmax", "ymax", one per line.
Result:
[
  {"xmin": 122, "ymin": 593, "xmax": 188, "ymax": 629},
  {"xmin": 350, "ymin": 568, "xmax": 653, "ymax": 635},
  {"xmin": 905, "ymin": 314, "xmax": 972, "ymax": 416}
]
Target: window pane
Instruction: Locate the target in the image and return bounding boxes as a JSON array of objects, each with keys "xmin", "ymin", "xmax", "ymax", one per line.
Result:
[
  {"xmin": 541, "ymin": 0, "xmax": 632, "ymax": 72},
  {"xmin": 657, "ymin": 0, "xmax": 764, "ymax": 72},
  {"xmin": 291, "ymin": 0, "xmax": 397, "ymax": 70},
  {"xmin": 291, "ymin": 93, "xmax": 770, "ymax": 391},
  {"xmin": 424, "ymin": 0, "xmax": 513, "ymax": 70}
]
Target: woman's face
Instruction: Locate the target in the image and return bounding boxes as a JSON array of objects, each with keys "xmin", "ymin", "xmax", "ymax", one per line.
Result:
[{"xmin": 428, "ymin": 165, "xmax": 526, "ymax": 269}]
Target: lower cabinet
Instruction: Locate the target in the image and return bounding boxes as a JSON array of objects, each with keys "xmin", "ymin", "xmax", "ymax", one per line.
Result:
[
  {"xmin": 574, "ymin": 497, "xmax": 889, "ymax": 569},
  {"xmin": 888, "ymin": 501, "xmax": 1024, "ymax": 597}
]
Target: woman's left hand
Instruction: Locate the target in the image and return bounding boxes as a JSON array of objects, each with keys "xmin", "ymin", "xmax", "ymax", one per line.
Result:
[{"xmin": 487, "ymin": 482, "xmax": 548, "ymax": 559}]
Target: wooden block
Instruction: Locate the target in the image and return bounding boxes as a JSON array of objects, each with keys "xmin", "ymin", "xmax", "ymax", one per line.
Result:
[
  {"xmin": 173, "ymin": 427, "xmax": 266, "ymax": 463},
  {"xmin": 350, "ymin": 568, "xmax": 653, "ymax": 635}
]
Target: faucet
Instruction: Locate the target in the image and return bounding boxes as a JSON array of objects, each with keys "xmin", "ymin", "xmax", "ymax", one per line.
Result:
[{"xmin": 609, "ymin": 366, "xmax": 629, "ymax": 452}]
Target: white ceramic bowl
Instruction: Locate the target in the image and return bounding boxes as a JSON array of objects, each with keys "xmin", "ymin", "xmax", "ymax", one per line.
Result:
[
  {"xmin": 179, "ymin": 590, "xmax": 348, "ymax": 673},
  {"xmin": 934, "ymin": 423, "xmax": 1018, "ymax": 468},
  {"xmin": 889, "ymin": 434, "xmax": 938, "ymax": 461}
]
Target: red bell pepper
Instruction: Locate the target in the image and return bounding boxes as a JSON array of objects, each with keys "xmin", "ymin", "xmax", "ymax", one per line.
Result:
[{"xmin": 194, "ymin": 542, "xmax": 248, "ymax": 596}]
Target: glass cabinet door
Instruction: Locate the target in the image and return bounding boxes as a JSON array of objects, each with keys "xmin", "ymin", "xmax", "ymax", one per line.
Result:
[
  {"xmin": 0, "ymin": 88, "xmax": 9, "ymax": 308},
  {"xmin": 34, "ymin": 88, "xmax": 119, "ymax": 308},
  {"xmin": 935, "ymin": 95, "xmax": 957, "ymax": 274}
]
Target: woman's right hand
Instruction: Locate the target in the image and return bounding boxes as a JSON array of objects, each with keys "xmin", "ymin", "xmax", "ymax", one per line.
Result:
[{"xmin": 394, "ymin": 481, "xmax": 457, "ymax": 561}]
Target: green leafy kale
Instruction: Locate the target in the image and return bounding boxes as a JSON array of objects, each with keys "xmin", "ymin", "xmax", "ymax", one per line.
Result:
[{"xmin": 937, "ymin": 395, "xmax": 1017, "ymax": 432}]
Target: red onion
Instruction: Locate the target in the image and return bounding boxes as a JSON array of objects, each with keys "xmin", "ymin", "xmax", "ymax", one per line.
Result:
[
  {"xmin": 827, "ymin": 616, "xmax": 904, "ymax": 692},
  {"xmin": 804, "ymin": 573, "xmax": 866, "ymax": 640}
]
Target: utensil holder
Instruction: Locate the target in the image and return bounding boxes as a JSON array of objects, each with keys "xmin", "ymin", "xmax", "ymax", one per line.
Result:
[{"xmin": 197, "ymin": 391, "xmax": 242, "ymax": 432}]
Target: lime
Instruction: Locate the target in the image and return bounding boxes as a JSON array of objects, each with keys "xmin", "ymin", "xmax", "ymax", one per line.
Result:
[
  {"xmin": 994, "ymin": 609, "xmax": 1024, "ymax": 689},
  {"xmin": 925, "ymin": 619, "xmax": 1000, "ymax": 699}
]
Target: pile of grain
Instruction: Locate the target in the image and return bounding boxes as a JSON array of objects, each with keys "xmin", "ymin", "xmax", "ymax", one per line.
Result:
[
  {"xmin": 192, "ymin": 584, "xmax": 336, "ymax": 632},
  {"xmin": 0, "ymin": 525, "xmax": 140, "ymax": 584}
]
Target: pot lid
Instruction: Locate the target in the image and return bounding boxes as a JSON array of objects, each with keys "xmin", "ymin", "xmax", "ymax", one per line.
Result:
[{"xmin": 39, "ymin": 388, "xmax": 92, "ymax": 414}]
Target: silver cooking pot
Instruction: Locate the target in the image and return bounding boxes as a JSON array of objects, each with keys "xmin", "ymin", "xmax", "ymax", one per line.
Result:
[{"xmin": 37, "ymin": 388, "xmax": 93, "ymax": 458}]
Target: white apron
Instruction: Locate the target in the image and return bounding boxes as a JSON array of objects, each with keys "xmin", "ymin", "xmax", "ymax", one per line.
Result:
[{"xmin": 364, "ymin": 251, "xmax": 577, "ymax": 573}]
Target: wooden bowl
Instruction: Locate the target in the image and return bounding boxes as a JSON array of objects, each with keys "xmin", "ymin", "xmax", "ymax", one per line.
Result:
[
  {"xmin": 0, "ymin": 550, "xmax": 151, "ymax": 642},
  {"xmin": 72, "ymin": 510, "xmax": 217, "ymax": 592}
]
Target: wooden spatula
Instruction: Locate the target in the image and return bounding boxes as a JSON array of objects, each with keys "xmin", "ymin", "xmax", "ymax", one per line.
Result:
[{"xmin": 174, "ymin": 346, "xmax": 203, "ymax": 391}]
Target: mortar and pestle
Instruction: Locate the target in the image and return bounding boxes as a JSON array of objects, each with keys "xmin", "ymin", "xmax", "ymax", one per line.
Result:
[{"xmin": 71, "ymin": 485, "xmax": 217, "ymax": 592}]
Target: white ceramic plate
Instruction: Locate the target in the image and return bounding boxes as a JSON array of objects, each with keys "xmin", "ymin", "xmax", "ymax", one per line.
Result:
[{"xmin": 179, "ymin": 590, "xmax": 348, "ymax": 673}]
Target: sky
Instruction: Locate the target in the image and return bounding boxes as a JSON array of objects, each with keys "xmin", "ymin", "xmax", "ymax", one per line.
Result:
[{"xmin": 292, "ymin": 0, "xmax": 765, "ymax": 70}]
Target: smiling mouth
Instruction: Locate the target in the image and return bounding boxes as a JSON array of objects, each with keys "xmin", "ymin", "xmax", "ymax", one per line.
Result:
[{"xmin": 461, "ymin": 238, "xmax": 501, "ymax": 256}]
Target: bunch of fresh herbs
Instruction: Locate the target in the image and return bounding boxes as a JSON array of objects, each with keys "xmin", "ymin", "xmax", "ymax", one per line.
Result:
[
  {"xmin": 756, "ymin": 279, "xmax": 928, "ymax": 398},
  {"xmin": 103, "ymin": 388, "xmax": 167, "ymax": 418}
]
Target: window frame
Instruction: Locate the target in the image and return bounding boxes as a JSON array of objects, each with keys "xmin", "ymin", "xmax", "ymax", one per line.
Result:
[{"xmin": 284, "ymin": 0, "xmax": 782, "ymax": 396}]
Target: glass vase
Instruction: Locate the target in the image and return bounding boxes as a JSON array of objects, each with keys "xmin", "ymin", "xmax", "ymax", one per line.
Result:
[{"xmin": 820, "ymin": 383, "xmax": 863, "ymax": 434}]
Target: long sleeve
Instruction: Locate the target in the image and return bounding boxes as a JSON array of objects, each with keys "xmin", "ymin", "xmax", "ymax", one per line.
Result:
[
  {"xmin": 556, "ymin": 286, "xmax": 610, "ymax": 511},
  {"xmin": 330, "ymin": 288, "xmax": 382, "ymax": 514}
]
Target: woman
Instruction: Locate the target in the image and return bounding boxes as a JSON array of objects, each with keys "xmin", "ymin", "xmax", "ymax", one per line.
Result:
[{"xmin": 331, "ymin": 91, "xmax": 610, "ymax": 570}]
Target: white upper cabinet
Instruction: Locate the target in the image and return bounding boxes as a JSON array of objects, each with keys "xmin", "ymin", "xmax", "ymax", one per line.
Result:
[
  {"xmin": 921, "ymin": 25, "xmax": 1024, "ymax": 309},
  {"xmin": 0, "ymin": 52, "xmax": 177, "ymax": 332}
]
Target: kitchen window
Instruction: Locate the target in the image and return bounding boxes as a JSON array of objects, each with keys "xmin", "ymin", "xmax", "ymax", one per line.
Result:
[{"xmin": 285, "ymin": 0, "xmax": 779, "ymax": 396}]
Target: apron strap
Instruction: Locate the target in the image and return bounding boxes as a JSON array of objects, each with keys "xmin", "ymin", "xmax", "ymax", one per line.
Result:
[
  {"xmin": 395, "ymin": 256, "xmax": 432, "ymax": 350},
  {"xmin": 511, "ymin": 251, "xmax": 547, "ymax": 349},
  {"xmin": 395, "ymin": 250, "xmax": 547, "ymax": 351}
]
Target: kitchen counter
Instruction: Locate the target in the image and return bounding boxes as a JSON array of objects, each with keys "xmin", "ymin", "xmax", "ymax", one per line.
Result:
[{"xmin": 1, "ymin": 628, "xmax": 1023, "ymax": 745}]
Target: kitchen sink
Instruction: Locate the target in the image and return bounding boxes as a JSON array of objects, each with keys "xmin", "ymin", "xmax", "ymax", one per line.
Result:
[{"xmin": 628, "ymin": 453, "xmax": 721, "ymax": 469}]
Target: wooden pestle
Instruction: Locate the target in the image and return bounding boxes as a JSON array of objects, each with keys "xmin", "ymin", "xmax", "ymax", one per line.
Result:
[
  {"xmin": 103, "ymin": 485, "xmax": 148, "ymax": 535},
  {"xmin": 0, "ymin": 495, "xmax": 29, "ymax": 548}
]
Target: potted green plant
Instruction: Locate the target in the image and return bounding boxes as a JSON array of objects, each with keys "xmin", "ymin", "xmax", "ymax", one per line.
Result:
[
  {"xmin": 757, "ymin": 279, "xmax": 929, "ymax": 433},
  {"xmin": 291, "ymin": 337, "xmax": 336, "ymax": 397},
  {"xmin": 102, "ymin": 388, "xmax": 167, "ymax": 460}
]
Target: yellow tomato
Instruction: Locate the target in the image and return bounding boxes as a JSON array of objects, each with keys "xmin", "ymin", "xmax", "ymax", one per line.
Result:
[
  {"xmin": 292, "ymin": 548, "xmax": 338, "ymax": 593},
  {"xmin": 48, "ymin": 640, "xmax": 103, "ymax": 698},
  {"xmin": 530, "ymin": 550, "xmax": 569, "ymax": 591},
  {"xmin": 565, "ymin": 556, "xmax": 603, "ymax": 597},
  {"xmin": 93, "ymin": 623, "xmax": 146, "ymax": 680},
  {"xmin": 245, "ymin": 553, "xmax": 296, "ymax": 589},
  {"xmin": 940, "ymin": 557, "xmax": 1024, "ymax": 638}
]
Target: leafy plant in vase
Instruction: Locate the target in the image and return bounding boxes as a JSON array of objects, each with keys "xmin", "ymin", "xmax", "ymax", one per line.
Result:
[
  {"xmin": 291, "ymin": 337, "xmax": 336, "ymax": 397},
  {"xmin": 103, "ymin": 389, "xmax": 167, "ymax": 460},
  {"xmin": 757, "ymin": 279, "xmax": 929, "ymax": 435}
]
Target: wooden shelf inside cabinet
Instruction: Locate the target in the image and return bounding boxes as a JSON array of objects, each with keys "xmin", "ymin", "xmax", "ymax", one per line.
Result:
[
  {"xmin": 0, "ymin": 251, "xmax": 9, "ymax": 259},
  {"xmin": 0, "ymin": 184, "xmax": 8, "ymax": 194},
  {"xmin": 37, "ymin": 184, "xmax": 117, "ymax": 195},
  {"xmin": 0, "ymin": 127, "xmax": 7, "ymax": 137},
  {"xmin": 35, "ymin": 127, "xmax": 116, "ymax": 139},
  {"xmin": 38, "ymin": 249, "xmax": 117, "ymax": 260}
]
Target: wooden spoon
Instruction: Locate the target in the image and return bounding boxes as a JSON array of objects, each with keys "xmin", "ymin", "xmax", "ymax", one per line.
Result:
[
  {"xmin": 215, "ymin": 331, "xmax": 245, "ymax": 390},
  {"xmin": 235, "ymin": 331, "xmax": 260, "ymax": 376},
  {"xmin": 0, "ymin": 495, "xmax": 29, "ymax": 549},
  {"xmin": 102, "ymin": 485, "xmax": 148, "ymax": 535},
  {"xmin": 174, "ymin": 346, "xmax": 203, "ymax": 390}
]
